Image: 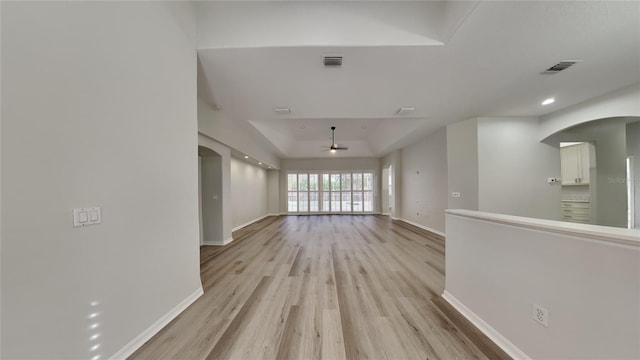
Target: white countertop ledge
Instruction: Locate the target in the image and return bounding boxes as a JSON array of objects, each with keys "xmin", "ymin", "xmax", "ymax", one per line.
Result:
[{"xmin": 446, "ymin": 209, "xmax": 640, "ymax": 247}]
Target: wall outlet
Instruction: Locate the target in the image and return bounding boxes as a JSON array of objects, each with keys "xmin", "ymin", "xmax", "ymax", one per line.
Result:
[
  {"xmin": 451, "ymin": 192, "xmax": 461, "ymax": 198},
  {"xmin": 547, "ymin": 177, "xmax": 561, "ymax": 184},
  {"xmin": 533, "ymin": 304, "xmax": 548, "ymax": 327}
]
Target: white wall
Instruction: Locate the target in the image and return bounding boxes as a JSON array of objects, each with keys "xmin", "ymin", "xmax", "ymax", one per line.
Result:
[
  {"xmin": 198, "ymin": 98, "xmax": 281, "ymax": 169},
  {"xmin": 198, "ymin": 157, "xmax": 204, "ymax": 245},
  {"xmin": 195, "ymin": 2, "xmax": 444, "ymax": 48},
  {"xmin": 279, "ymin": 157, "xmax": 381, "ymax": 213},
  {"xmin": 400, "ymin": 128, "xmax": 448, "ymax": 234},
  {"xmin": 381, "ymin": 151, "xmax": 402, "ymax": 218},
  {"xmin": 198, "ymin": 134, "xmax": 233, "ymax": 244},
  {"xmin": 267, "ymin": 170, "xmax": 281, "ymax": 215},
  {"xmin": 553, "ymin": 119, "xmax": 628, "ymax": 227},
  {"xmin": 477, "ymin": 117, "xmax": 561, "ymax": 221},
  {"xmin": 231, "ymin": 158, "xmax": 268, "ymax": 230},
  {"xmin": 627, "ymin": 121, "xmax": 640, "ymax": 227},
  {"xmin": 200, "ymin": 150, "xmax": 225, "ymax": 245},
  {"xmin": 539, "ymin": 83, "xmax": 640, "ymax": 141},
  {"xmin": 381, "ymin": 167, "xmax": 390, "ymax": 214},
  {"xmin": 446, "ymin": 118, "xmax": 479, "ymax": 210},
  {"xmin": 1, "ymin": 2, "xmax": 201, "ymax": 359},
  {"xmin": 445, "ymin": 211, "xmax": 640, "ymax": 359}
]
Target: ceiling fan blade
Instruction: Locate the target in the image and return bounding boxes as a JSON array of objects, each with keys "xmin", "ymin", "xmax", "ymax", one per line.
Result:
[{"xmin": 335, "ymin": 145, "xmax": 349, "ymax": 150}]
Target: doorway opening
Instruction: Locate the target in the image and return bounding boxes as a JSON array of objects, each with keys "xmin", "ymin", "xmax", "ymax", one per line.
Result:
[{"xmin": 198, "ymin": 146, "xmax": 224, "ymax": 246}]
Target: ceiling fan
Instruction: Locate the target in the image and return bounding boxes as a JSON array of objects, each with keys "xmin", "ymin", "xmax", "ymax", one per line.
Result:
[{"xmin": 324, "ymin": 126, "xmax": 349, "ymax": 153}]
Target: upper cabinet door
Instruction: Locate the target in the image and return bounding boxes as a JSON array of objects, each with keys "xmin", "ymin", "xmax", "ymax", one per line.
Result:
[
  {"xmin": 578, "ymin": 143, "xmax": 591, "ymax": 184},
  {"xmin": 561, "ymin": 145, "xmax": 580, "ymax": 185},
  {"xmin": 561, "ymin": 142, "xmax": 595, "ymax": 185}
]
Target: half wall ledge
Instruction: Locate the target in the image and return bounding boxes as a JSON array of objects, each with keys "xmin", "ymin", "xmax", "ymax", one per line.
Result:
[{"xmin": 445, "ymin": 209, "xmax": 639, "ymax": 247}]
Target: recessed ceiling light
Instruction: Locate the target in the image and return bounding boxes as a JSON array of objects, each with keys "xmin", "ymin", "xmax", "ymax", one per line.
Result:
[
  {"xmin": 268, "ymin": 166, "xmax": 271, "ymax": 169},
  {"xmin": 397, "ymin": 107, "xmax": 415, "ymax": 115},
  {"xmin": 258, "ymin": 162, "xmax": 262, "ymax": 165},
  {"xmin": 244, "ymin": 155, "xmax": 249, "ymax": 159},
  {"xmin": 274, "ymin": 108, "xmax": 291, "ymax": 115},
  {"xmin": 541, "ymin": 98, "xmax": 555, "ymax": 106}
]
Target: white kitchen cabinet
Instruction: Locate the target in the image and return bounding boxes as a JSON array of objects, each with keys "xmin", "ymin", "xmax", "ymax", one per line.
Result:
[{"xmin": 561, "ymin": 142, "xmax": 595, "ymax": 185}]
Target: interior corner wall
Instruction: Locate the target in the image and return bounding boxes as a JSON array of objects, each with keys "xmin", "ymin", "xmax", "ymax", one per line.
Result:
[
  {"xmin": 230, "ymin": 158, "xmax": 268, "ymax": 229},
  {"xmin": 267, "ymin": 170, "xmax": 281, "ymax": 215},
  {"xmin": 446, "ymin": 118, "xmax": 479, "ymax": 210},
  {"xmin": 400, "ymin": 128, "xmax": 448, "ymax": 233},
  {"xmin": 1, "ymin": 2, "xmax": 201, "ymax": 358},
  {"xmin": 477, "ymin": 117, "xmax": 561, "ymax": 221}
]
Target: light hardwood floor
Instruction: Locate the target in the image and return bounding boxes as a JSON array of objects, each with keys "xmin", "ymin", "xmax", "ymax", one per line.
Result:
[{"xmin": 130, "ymin": 215, "xmax": 509, "ymax": 360}]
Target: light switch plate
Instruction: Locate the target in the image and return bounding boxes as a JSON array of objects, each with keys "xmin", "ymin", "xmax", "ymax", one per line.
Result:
[{"xmin": 73, "ymin": 207, "xmax": 101, "ymax": 227}]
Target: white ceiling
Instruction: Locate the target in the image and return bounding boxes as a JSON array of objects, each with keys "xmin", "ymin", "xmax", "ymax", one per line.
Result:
[{"xmin": 196, "ymin": 1, "xmax": 640, "ymax": 159}]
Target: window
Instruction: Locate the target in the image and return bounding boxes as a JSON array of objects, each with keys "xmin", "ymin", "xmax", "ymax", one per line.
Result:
[
  {"xmin": 298, "ymin": 174, "xmax": 309, "ymax": 212},
  {"xmin": 309, "ymin": 174, "xmax": 319, "ymax": 212},
  {"xmin": 350, "ymin": 173, "xmax": 362, "ymax": 212},
  {"xmin": 363, "ymin": 172, "xmax": 374, "ymax": 212},
  {"xmin": 287, "ymin": 170, "xmax": 375, "ymax": 213}
]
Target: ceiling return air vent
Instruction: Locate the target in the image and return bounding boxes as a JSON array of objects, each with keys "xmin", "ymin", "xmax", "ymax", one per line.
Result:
[
  {"xmin": 541, "ymin": 60, "xmax": 581, "ymax": 74},
  {"xmin": 323, "ymin": 56, "xmax": 343, "ymax": 67}
]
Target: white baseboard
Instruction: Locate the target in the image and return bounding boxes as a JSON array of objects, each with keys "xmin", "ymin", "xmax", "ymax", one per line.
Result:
[
  {"xmin": 397, "ymin": 218, "xmax": 446, "ymax": 237},
  {"xmin": 232, "ymin": 213, "xmax": 276, "ymax": 232},
  {"xmin": 203, "ymin": 237, "xmax": 234, "ymax": 246},
  {"xmin": 442, "ymin": 291, "xmax": 531, "ymax": 360},
  {"xmin": 110, "ymin": 287, "xmax": 204, "ymax": 360}
]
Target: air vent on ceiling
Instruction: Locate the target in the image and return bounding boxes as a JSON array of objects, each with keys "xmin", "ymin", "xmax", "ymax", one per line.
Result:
[
  {"xmin": 323, "ymin": 56, "xmax": 343, "ymax": 67},
  {"xmin": 396, "ymin": 107, "xmax": 416, "ymax": 115},
  {"xmin": 541, "ymin": 60, "xmax": 581, "ymax": 74}
]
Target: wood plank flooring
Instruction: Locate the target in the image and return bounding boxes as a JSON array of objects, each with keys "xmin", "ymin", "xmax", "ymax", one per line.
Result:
[{"xmin": 129, "ymin": 215, "xmax": 510, "ymax": 360}]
